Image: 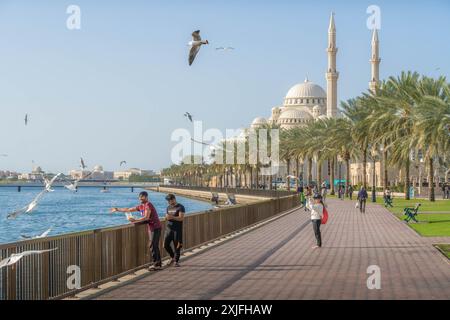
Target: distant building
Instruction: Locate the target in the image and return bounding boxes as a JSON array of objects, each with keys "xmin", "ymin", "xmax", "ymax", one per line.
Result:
[
  {"xmin": 114, "ymin": 168, "xmax": 156, "ymax": 180},
  {"xmin": 18, "ymin": 166, "xmax": 45, "ymax": 181},
  {"xmin": 0, "ymin": 170, "xmax": 20, "ymax": 180},
  {"xmin": 69, "ymin": 165, "xmax": 114, "ymax": 181}
]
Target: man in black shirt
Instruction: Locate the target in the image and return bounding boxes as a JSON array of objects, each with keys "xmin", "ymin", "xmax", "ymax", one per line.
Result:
[{"xmin": 164, "ymin": 194, "xmax": 185, "ymax": 267}]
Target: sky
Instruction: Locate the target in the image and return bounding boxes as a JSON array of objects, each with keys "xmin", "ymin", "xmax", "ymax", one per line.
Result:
[{"xmin": 0, "ymin": 0, "xmax": 449, "ymax": 173}]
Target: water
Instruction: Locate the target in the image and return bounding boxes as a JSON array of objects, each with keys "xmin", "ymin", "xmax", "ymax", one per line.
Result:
[{"xmin": 0, "ymin": 187, "xmax": 212, "ymax": 244}]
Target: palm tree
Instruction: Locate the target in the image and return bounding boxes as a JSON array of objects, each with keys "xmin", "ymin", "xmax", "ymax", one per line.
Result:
[{"xmin": 415, "ymin": 76, "xmax": 450, "ymax": 201}]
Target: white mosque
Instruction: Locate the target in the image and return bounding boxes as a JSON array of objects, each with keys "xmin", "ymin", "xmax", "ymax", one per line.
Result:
[
  {"xmin": 245, "ymin": 12, "xmax": 382, "ymax": 186},
  {"xmin": 250, "ymin": 13, "xmax": 343, "ymax": 131}
]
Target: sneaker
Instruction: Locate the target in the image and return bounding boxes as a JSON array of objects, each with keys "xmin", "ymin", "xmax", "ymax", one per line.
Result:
[
  {"xmin": 175, "ymin": 262, "xmax": 181, "ymax": 267},
  {"xmin": 148, "ymin": 263, "xmax": 161, "ymax": 271},
  {"xmin": 166, "ymin": 258, "xmax": 175, "ymax": 267},
  {"xmin": 312, "ymin": 245, "xmax": 319, "ymax": 249}
]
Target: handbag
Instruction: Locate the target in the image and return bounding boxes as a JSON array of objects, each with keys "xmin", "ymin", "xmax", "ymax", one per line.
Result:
[{"xmin": 321, "ymin": 207, "xmax": 329, "ymax": 225}]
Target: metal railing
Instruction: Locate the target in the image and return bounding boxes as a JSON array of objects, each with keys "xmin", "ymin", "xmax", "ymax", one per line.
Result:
[
  {"xmin": 158, "ymin": 185, "xmax": 297, "ymax": 198},
  {"xmin": 0, "ymin": 195, "xmax": 300, "ymax": 300}
]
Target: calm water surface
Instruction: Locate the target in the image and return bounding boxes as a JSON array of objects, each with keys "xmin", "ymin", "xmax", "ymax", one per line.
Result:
[{"xmin": 0, "ymin": 187, "xmax": 212, "ymax": 244}]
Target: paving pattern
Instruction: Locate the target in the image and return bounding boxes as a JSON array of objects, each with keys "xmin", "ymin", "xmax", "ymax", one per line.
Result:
[{"xmin": 93, "ymin": 199, "xmax": 450, "ymax": 300}]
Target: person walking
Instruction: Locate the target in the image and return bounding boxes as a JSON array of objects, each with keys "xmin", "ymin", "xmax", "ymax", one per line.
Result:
[
  {"xmin": 338, "ymin": 185, "xmax": 345, "ymax": 200},
  {"xmin": 357, "ymin": 187, "xmax": 368, "ymax": 213},
  {"xmin": 348, "ymin": 185, "xmax": 354, "ymax": 200},
  {"xmin": 321, "ymin": 182, "xmax": 327, "ymax": 203},
  {"xmin": 304, "ymin": 186, "xmax": 313, "ymax": 211},
  {"xmin": 111, "ymin": 191, "xmax": 162, "ymax": 270},
  {"xmin": 164, "ymin": 194, "xmax": 185, "ymax": 267},
  {"xmin": 306, "ymin": 194, "xmax": 324, "ymax": 249}
]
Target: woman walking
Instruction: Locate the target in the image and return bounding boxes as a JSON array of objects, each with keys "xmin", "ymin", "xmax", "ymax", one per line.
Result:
[{"xmin": 306, "ymin": 194, "xmax": 324, "ymax": 249}]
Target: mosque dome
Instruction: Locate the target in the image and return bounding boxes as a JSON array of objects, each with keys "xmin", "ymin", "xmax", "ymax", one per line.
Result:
[
  {"xmin": 251, "ymin": 117, "xmax": 267, "ymax": 129},
  {"xmin": 32, "ymin": 166, "xmax": 43, "ymax": 173},
  {"xmin": 93, "ymin": 165, "xmax": 104, "ymax": 172},
  {"xmin": 284, "ymin": 79, "xmax": 327, "ymax": 106}
]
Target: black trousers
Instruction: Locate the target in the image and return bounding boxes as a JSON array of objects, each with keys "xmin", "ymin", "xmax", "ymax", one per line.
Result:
[
  {"xmin": 164, "ymin": 228, "xmax": 183, "ymax": 262},
  {"xmin": 359, "ymin": 199, "xmax": 367, "ymax": 213},
  {"xmin": 150, "ymin": 228, "xmax": 162, "ymax": 265},
  {"xmin": 311, "ymin": 219, "xmax": 322, "ymax": 247}
]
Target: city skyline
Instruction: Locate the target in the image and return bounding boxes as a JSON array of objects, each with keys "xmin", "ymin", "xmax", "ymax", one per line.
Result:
[{"xmin": 0, "ymin": 0, "xmax": 449, "ymax": 173}]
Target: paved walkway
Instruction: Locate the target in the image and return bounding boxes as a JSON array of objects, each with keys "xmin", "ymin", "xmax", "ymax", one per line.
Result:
[{"xmin": 93, "ymin": 199, "xmax": 450, "ymax": 300}]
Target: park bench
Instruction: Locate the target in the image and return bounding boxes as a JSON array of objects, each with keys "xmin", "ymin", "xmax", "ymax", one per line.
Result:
[
  {"xmin": 210, "ymin": 192, "xmax": 219, "ymax": 205},
  {"xmin": 404, "ymin": 203, "xmax": 421, "ymax": 223},
  {"xmin": 384, "ymin": 196, "xmax": 393, "ymax": 208}
]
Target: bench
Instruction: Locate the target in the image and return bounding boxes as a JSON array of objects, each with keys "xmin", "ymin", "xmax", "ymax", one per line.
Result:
[
  {"xmin": 210, "ymin": 192, "xmax": 219, "ymax": 205},
  {"xmin": 384, "ymin": 195, "xmax": 393, "ymax": 208},
  {"xmin": 404, "ymin": 203, "xmax": 421, "ymax": 223}
]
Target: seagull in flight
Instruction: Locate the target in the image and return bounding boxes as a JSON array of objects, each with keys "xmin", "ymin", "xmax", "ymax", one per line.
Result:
[
  {"xmin": 80, "ymin": 157, "xmax": 87, "ymax": 169},
  {"xmin": 184, "ymin": 112, "xmax": 193, "ymax": 122},
  {"xmin": 7, "ymin": 173, "xmax": 62, "ymax": 219},
  {"xmin": 64, "ymin": 170, "xmax": 94, "ymax": 192},
  {"xmin": 120, "ymin": 161, "xmax": 127, "ymax": 167},
  {"xmin": 188, "ymin": 30, "xmax": 209, "ymax": 66},
  {"xmin": 0, "ymin": 248, "xmax": 58, "ymax": 269},
  {"xmin": 24, "ymin": 114, "xmax": 29, "ymax": 126},
  {"xmin": 216, "ymin": 47, "xmax": 235, "ymax": 51},
  {"xmin": 21, "ymin": 227, "xmax": 53, "ymax": 240}
]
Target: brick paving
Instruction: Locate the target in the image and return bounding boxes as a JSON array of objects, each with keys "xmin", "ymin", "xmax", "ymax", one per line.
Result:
[{"xmin": 93, "ymin": 199, "xmax": 450, "ymax": 300}]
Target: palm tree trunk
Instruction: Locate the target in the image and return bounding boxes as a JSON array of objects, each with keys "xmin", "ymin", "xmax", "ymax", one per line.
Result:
[
  {"xmin": 383, "ymin": 145, "xmax": 388, "ymax": 188},
  {"xmin": 308, "ymin": 157, "xmax": 313, "ymax": 185},
  {"xmin": 428, "ymin": 158, "xmax": 435, "ymax": 202},
  {"xmin": 345, "ymin": 157, "xmax": 350, "ymax": 196},
  {"xmin": 250, "ymin": 167, "xmax": 253, "ymax": 189},
  {"xmin": 405, "ymin": 158, "xmax": 410, "ymax": 200},
  {"xmin": 295, "ymin": 157, "xmax": 300, "ymax": 191},
  {"xmin": 286, "ymin": 159, "xmax": 291, "ymax": 192},
  {"xmin": 363, "ymin": 148, "xmax": 368, "ymax": 189},
  {"xmin": 330, "ymin": 157, "xmax": 335, "ymax": 195},
  {"xmin": 317, "ymin": 160, "xmax": 322, "ymax": 186}
]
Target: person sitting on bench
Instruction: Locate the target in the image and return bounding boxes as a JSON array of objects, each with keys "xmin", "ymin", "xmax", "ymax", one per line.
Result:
[
  {"xmin": 210, "ymin": 192, "xmax": 219, "ymax": 205},
  {"xmin": 225, "ymin": 194, "xmax": 237, "ymax": 205},
  {"xmin": 404, "ymin": 203, "xmax": 421, "ymax": 223}
]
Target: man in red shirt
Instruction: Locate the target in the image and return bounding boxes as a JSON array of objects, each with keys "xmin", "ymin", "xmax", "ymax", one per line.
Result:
[{"xmin": 111, "ymin": 191, "xmax": 162, "ymax": 270}]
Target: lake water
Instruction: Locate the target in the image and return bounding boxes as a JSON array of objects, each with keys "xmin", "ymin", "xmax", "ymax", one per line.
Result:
[{"xmin": 0, "ymin": 187, "xmax": 212, "ymax": 244}]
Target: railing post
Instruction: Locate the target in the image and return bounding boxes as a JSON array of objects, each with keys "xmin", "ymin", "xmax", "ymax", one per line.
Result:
[{"xmin": 6, "ymin": 248, "xmax": 16, "ymax": 300}]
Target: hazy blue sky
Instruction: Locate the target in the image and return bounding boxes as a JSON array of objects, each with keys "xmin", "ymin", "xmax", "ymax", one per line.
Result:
[{"xmin": 0, "ymin": 0, "xmax": 449, "ymax": 173}]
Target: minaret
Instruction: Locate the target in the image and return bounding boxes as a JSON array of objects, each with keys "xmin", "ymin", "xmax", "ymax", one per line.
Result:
[
  {"xmin": 326, "ymin": 12, "xmax": 339, "ymax": 118},
  {"xmin": 369, "ymin": 28, "xmax": 381, "ymax": 93}
]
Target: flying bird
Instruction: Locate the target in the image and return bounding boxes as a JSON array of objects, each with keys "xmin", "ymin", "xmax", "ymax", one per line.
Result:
[
  {"xmin": 0, "ymin": 154, "xmax": 7, "ymax": 157},
  {"xmin": 188, "ymin": 30, "xmax": 209, "ymax": 66},
  {"xmin": 7, "ymin": 174, "xmax": 62, "ymax": 219},
  {"xmin": 0, "ymin": 248, "xmax": 58, "ymax": 269},
  {"xmin": 64, "ymin": 170, "xmax": 94, "ymax": 192},
  {"xmin": 80, "ymin": 157, "xmax": 87, "ymax": 169},
  {"xmin": 21, "ymin": 227, "xmax": 52, "ymax": 240},
  {"xmin": 24, "ymin": 114, "xmax": 28, "ymax": 126},
  {"xmin": 216, "ymin": 47, "xmax": 235, "ymax": 51},
  {"xmin": 184, "ymin": 112, "xmax": 193, "ymax": 122},
  {"xmin": 120, "ymin": 161, "xmax": 127, "ymax": 166}
]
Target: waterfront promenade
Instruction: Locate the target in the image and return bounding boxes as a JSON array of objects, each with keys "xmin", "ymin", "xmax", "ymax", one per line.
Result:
[{"xmin": 84, "ymin": 199, "xmax": 450, "ymax": 300}]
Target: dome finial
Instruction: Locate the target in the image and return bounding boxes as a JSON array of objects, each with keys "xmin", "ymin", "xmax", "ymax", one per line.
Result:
[{"xmin": 304, "ymin": 75, "xmax": 309, "ymax": 83}]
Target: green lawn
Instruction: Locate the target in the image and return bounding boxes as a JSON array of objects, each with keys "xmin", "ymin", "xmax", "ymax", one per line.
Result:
[
  {"xmin": 435, "ymin": 244, "xmax": 450, "ymax": 259},
  {"xmin": 383, "ymin": 198, "xmax": 450, "ymax": 237}
]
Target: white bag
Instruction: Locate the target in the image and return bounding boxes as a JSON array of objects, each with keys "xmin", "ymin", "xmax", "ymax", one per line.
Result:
[{"xmin": 355, "ymin": 201, "xmax": 359, "ymax": 209}]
